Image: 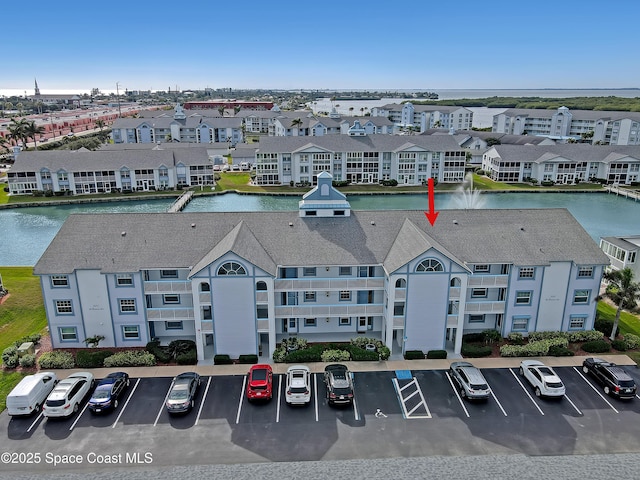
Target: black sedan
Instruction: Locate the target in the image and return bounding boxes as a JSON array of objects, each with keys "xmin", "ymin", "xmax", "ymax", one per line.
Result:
[
  {"xmin": 88, "ymin": 372, "xmax": 130, "ymax": 414},
  {"xmin": 166, "ymin": 372, "xmax": 201, "ymax": 414}
]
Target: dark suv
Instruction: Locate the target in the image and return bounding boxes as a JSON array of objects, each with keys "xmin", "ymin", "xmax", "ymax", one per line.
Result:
[
  {"xmin": 323, "ymin": 364, "xmax": 354, "ymax": 405},
  {"xmin": 582, "ymin": 357, "xmax": 637, "ymax": 399}
]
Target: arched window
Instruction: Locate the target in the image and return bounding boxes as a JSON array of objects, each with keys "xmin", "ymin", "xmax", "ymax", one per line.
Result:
[
  {"xmin": 450, "ymin": 277, "xmax": 461, "ymax": 287},
  {"xmin": 395, "ymin": 278, "xmax": 406, "ymax": 288},
  {"xmin": 256, "ymin": 281, "xmax": 267, "ymax": 291},
  {"xmin": 416, "ymin": 258, "xmax": 444, "ymax": 272},
  {"xmin": 200, "ymin": 282, "xmax": 210, "ymax": 292},
  {"xmin": 217, "ymin": 261, "xmax": 246, "ymax": 275}
]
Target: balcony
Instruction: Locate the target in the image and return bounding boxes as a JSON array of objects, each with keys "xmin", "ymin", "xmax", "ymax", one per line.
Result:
[
  {"xmin": 144, "ymin": 280, "xmax": 191, "ymax": 294},
  {"xmin": 449, "ymin": 287, "xmax": 460, "ymax": 298},
  {"xmin": 274, "ymin": 277, "xmax": 384, "ymax": 290},
  {"xmin": 393, "ymin": 317, "xmax": 404, "ymax": 328},
  {"xmin": 394, "ymin": 289, "xmax": 406, "ymax": 300},
  {"xmin": 275, "ymin": 304, "xmax": 384, "ymax": 317},
  {"xmin": 464, "ymin": 301, "xmax": 505, "ymax": 314},
  {"xmin": 468, "ymin": 275, "xmax": 508, "ymax": 287},
  {"xmin": 147, "ymin": 307, "xmax": 195, "ymax": 321},
  {"xmin": 257, "ymin": 319, "xmax": 269, "ymax": 331},
  {"xmin": 447, "ymin": 315, "xmax": 459, "ymax": 327},
  {"xmin": 199, "ymin": 292, "xmax": 211, "ymax": 303},
  {"xmin": 256, "ymin": 292, "xmax": 268, "ymax": 303},
  {"xmin": 200, "ymin": 319, "xmax": 213, "ymax": 333}
]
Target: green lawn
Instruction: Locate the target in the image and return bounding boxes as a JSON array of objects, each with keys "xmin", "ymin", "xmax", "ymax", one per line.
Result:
[
  {"xmin": 0, "ymin": 267, "xmax": 47, "ymax": 411},
  {"xmin": 596, "ymin": 302, "xmax": 640, "ymax": 337}
]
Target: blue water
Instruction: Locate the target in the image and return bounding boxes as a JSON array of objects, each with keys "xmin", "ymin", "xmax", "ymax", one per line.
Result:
[{"xmin": 1, "ymin": 192, "xmax": 638, "ymax": 266}]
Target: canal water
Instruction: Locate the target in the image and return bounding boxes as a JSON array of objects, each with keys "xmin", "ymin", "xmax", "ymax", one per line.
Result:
[{"xmin": 1, "ymin": 192, "xmax": 639, "ymax": 266}]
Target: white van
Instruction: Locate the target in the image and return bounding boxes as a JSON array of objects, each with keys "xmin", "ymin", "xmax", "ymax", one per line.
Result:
[{"xmin": 6, "ymin": 372, "xmax": 58, "ymax": 416}]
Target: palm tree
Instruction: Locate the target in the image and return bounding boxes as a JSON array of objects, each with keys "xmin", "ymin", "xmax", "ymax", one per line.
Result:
[
  {"xmin": 291, "ymin": 118, "xmax": 303, "ymax": 133},
  {"xmin": 217, "ymin": 105, "xmax": 225, "ymax": 117},
  {"xmin": 601, "ymin": 268, "xmax": 640, "ymax": 340},
  {"xmin": 0, "ymin": 135, "xmax": 9, "ymax": 154},
  {"xmin": 7, "ymin": 118, "xmax": 29, "ymax": 147},
  {"xmin": 25, "ymin": 121, "xmax": 46, "ymax": 150},
  {"xmin": 95, "ymin": 119, "xmax": 105, "ymax": 131},
  {"xmin": 349, "ymin": 107, "xmax": 354, "ymax": 116}
]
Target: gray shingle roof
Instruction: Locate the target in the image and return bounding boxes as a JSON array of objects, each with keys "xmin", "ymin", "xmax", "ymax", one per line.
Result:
[
  {"xmin": 499, "ymin": 108, "xmax": 640, "ymax": 122},
  {"xmin": 491, "ymin": 144, "xmax": 640, "ymax": 163},
  {"xmin": 34, "ymin": 208, "xmax": 609, "ymax": 276}
]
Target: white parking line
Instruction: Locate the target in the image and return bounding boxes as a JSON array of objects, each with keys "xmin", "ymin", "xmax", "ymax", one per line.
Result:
[
  {"xmin": 351, "ymin": 372, "xmax": 360, "ymax": 421},
  {"xmin": 112, "ymin": 378, "xmax": 140, "ymax": 428},
  {"xmin": 563, "ymin": 393, "xmax": 583, "ymax": 415},
  {"xmin": 275, "ymin": 375, "xmax": 282, "ymax": 423},
  {"xmin": 572, "ymin": 366, "xmax": 619, "ymax": 413},
  {"xmin": 235, "ymin": 375, "xmax": 247, "ymax": 424},
  {"xmin": 392, "ymin": 377, "xmax": 431, "ymax": 419},
  {"xmin": 444, "ymin": 372, "xmax": 470, "ymax": 418},
  {"xmin": 69, "ymin": 401, "xmax": 91, "ymax": 431},
  {"xmin": 27, "ymin": 412, "xmax": 44, "ymax": 433},
  {"xmin": 509, "ymin": 368, "xmax": 544, "ymax": 416},
  {"xmin": 195, "ymin": 377, "xmax": 211, "ymax": 426},
  {"xmin": 314, "ymin": 374, "xmax": 319, "ymax": 422},
  {"xmin": 154, "ymin": 379, "xmax": 175, "ymax": 426}
]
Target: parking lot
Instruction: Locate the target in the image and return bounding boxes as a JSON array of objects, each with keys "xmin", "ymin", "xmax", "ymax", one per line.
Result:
[{"xmin": 3, "ymin": 363, "xmax": 640, "ymax": 473}]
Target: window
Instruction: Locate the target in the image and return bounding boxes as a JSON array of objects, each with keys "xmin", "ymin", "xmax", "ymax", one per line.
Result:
[
  {"xmin": 303, "ymin": 267, "xmax": 316, "ymax": 277},
  {"xmin": 256, "ymin": 305, "xmax": 268, "ymax": 319},
  {"xmin": 569, "ymin": 316, "xmax": 586, "ymax": 330},
  {"xmin": 394, "ymin": 302, "xmax": 405, "ymax": 316},
  {"xmin": 511, "ymin": 316, "xmax": 529, "ymax": 332},
  {"xmin": 165, "ymin": 321, "xmax": 183, "ymax": 330},
  {"xmin": 471, "ymin": 288, "xmax": 487, "ymax": 298},
  {"xmin": 160, "ymin": 270, "xmax": 178, "ymax": 278},
  {"xmin": 304, "ymin": 291, "xmax": 316, "ymax": 302},
  {"xmin": 280, "ymin": 267, "xmax": 298, "ymax": 278},
  {"xmin": 573, "ymin": 289, "xmax": 590, "ymax": 304},
  {"xmin": 51, "ymin": 275, "xmax": 69, "ymax": 287},
  {"xmin": 395, "ymin": 278, "xmax": 406, "ymax": 288},
  {"xmin": 116, "ymin": 274, "xmax": 133, "ymax": 286},
  {"xmin": 163, "ymin": 294, "xmax": 180, "ymax": 304},
  {"xmin": 304, "ymin": 318, "xmax": 317, "ymax": 327},
  {"xmin": 577, "ymin": 266, "xmax": 594, "ymax": 278},
  {"xmin": 339, "ymin": 266, "xmax": 352, "ymax": 276},
  {"xmin": 256, "ymin": 281, "xmax": 267, "ymax": 291},
  {"xmin": 122, "ymin": 325, "xmax": 140, "ymax": 340},
  {"xmin": 358, "ymin": 266, "xmax": 376, "ymax": 277},
  {"xmin": 515, "ymin": 291, "xmax": 532, "ymax": 305},
  {"xmin": 469, "ymin": 314, "xmax": 485, "ymax": 323},
  {"xmin": 218, "ymin": 262, "xmax": 246, "ymax": 275},
  {"xmin": 339, "ymin": 291, "xmax": 351, "ymax": 301},
  {"xmin": 119, "ymin": 299, "xmax": 136, "ymax": 313},
  {"xmin": 55, "ymin": 300, "xmax": 72, "ymax": 314},
  {"xmin": 339, "ymin": 317, "xmax": 351, "ymax": 326},
  {"xmin": 282, "ymin": 292, "xmax": 298, "ymax": 305},
  {"xmin": 518, "ymin": 267, "xmax": 535, "ymax": 279},
  {"xmin": 59, "ymin": 327, "xmax": 77, "ymax": 342},
  {"xmin": 416, "ymin": 259, "xmax": 444, "ymax": 272},
  {"xmin": 474, "ymin": 264, "xmax": 490, "ymax": 272},
  {"xmin": 200, "ymin": 282, "xmax": 211, "ymax": 292}
]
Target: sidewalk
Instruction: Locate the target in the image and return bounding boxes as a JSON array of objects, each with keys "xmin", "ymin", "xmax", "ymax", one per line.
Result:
[{"xmin": 47, "ymin": 354, "xmax": 638, "ymax": 379}]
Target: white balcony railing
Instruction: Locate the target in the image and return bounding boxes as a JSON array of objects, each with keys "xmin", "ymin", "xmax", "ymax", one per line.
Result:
[
  {"xmin": 144, "ymin": 280, "xmax": 191, "ymax": 294},
  {"xmin": 274, "ymin": 277, "xmax": 384, "ymax": 291},
  {"xmin": 274, "ymin": 304, "xmax": 384, "ymax": 317},
  {"xmin": 257, "ymin": 319, "xmax": 269, "ymax": 331},
  {"xmin": 146, "ymin": 308, "xmax": 195, "ymax": 321},
  {"xmin": 464, "ymin": 301, "xmax": 505, "ymax": 314},
  {"xmin": 467, "ymin": 275, "xmax": 509, "ymax": 287}
]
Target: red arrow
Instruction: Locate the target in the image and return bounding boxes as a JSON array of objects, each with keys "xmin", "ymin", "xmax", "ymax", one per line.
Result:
[{"xmin": 424, "ymin": 178, "xmax": 439, "ymax": 226}]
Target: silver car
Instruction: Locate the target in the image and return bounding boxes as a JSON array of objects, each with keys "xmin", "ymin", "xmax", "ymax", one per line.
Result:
[
  {"xmin": 165, "ymin": 372, "xmax": 201, "ymax": 414},
  {"xmin": 449, "ymin": 361, "xmax": 491, "ymax": 400}
]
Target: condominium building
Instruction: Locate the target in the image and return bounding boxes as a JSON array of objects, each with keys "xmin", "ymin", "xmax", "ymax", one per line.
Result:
[
  {"xmin": 371, "ymin": 103, "xmax": 474, "ymax": 132},
  {"xmin": 600, "ymin": 236, "xmax": 640, "ymax": 278}
]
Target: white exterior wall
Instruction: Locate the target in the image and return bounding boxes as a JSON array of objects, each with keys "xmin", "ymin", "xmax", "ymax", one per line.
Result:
[{"xmin": 535, "ymin": 262, "xmax": 572, "ymax": 332}]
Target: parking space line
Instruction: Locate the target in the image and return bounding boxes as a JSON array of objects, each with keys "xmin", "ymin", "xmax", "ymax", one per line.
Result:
[
  {"xmin": 444, "ymin": 372, "xmax": 470, "ymax": 418},
  {"xmin": 489, "ymin": 388, "xmax": 508, "ymax": 417},
  {"xmin": 275, "ymin": 375, "xmax": 282, "ymax": 423},
  {"xmin": 563, "ymin": 393, "xmax": 583, "ymax": 415},
  {"xmin": 572, "ymin": 367, "xmax": 619, "ymax": 413},
  {"xmin": 352, "ymin": 372, "xmax": 360, "ymax": 421},
  {"xmin": 392, "ymin": 377, "xmax": 432, "ymax": 419},
  {"xmin": 235, "ymin": 375, "xmax": 247, "ymax": 424},
  {"xmin": 195, "ymin": 377, "xmax": 211, "ymax": 426},
  {"xmin": 509, "ymin": 368, "xmax": 544, "ymax": 416},
  {"xmin": 112, "ymin": 378, "xmax": 140, "ymax": 428},
  {"xmin": 69, "ymin": 402, "xmax": 91, "ymax": 431},
  {"xmin": 314, "ymin": 374, "xmax": 319, "ymax": 422},
  {"xmin": 27, "ymin": 412, "xmax": 44, "ymax": 433},
  {"xmin": 154, "ymin": 379, "xmax": 175, "ymax": 426}
]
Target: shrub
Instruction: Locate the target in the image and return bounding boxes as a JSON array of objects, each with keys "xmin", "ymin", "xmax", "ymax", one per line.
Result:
[
  {"xmin": 176, "ymin": 350, "xmax": 197, "ymax": 365},
  {"xmin": 321, "ymin": 349, "xmax": 351, "ymax": 362},
  {"xmin": 238, "ymin": 354, "xmax": 259, "ymax": 364},
  {"xmin": 285, "ymin": 345, "xmax": 324, "ymax": 363},
  {"xmin": 548, "ymin": 345, "xmax": 575, "ymax": 357},
  {"xmin": 146, "ymin": 341, "xmax": 173, "ymax": 364},
  {"xmin": 500, "ymin": 337, "xmax": 568, "ymax": 357},
  {"xmin": 461, "ymin": 344, "xmax": 492, "ymax": 358},
  {"xmin": 529, "ymin": 331, "xmax": 568, "ymax": 341},
  {"xmin": 14, "ymin": 333, "xmax": 42, "ymax": 348},
  {"xmin": 38, "ymin": 351, "xmax": 75, "ymax": 369},
  {"xmin": 214, "ymin": 354, "xmax": 233, "ymax": 365},
  {"xmin": 2, "ymin": 347, "xmax": 19, "ymax": 369},
  {"xmin": 506, "ymin": 332, "xmax": 526, "ymax": 345},
  {"xmin": 611, "ymin": 339, "xmax": 628, "ymax": 351},
  {"xmin": 76, "ymin": 350, "xmax": 114, "ymax": 368},
  {"xmin": 622, "ymin": 333, "xmax": 640, "ymax": 350},
  {"xmin": 404, "ymin": 350, "xmax": 425, "ymax": 360},
  {"xmin": 483, "ymin": 329, "xmax": 502, "ymax": 344},
  {"xmin": 567, "ymin": 330, "xmax": 603, "ymax": 343},
  {"xmin": 594, "ymin": 317, "xmax": 617, "ymax": 338},
  {"xmin": 103, "ymin": 351, "xmax": 156, "ymax": 367},
  {"xmin": 347, "ymin": 346, "xmax": 380, "ymax": 361},
  {"xmin": 540, "ymin": 180, "xmax": 554, "ymax": 187},
  {"xmin": 19, "ymin": 354, "xmax": 37, "ymax": 368},
  {"xmin": 426, "ymin": 350, "xmax": 447, "ymax": 359},
  {"xmin": 378, "ymin": 345, "xmax": 391, "ymax": 361},
  {"xmin": 167, "ymin": 340, "xmax": 196, "ymax": 358},
  {"xmin": 280, "ymin": 337, "xmax": 308, "ymax": 351},
  {"xmin": 462, "ymin": 333, "xmax": 485, "ymax": 343},
  {"xmin": 272, "ymin": 348, "xmax": 287, "ymax": 363},
  {"xmin": 581, "ymin": 339, "xmax": 611, "ymax": 353},
  {"xmin": 350, "ymin": 337, "xmax": 383, "ymax": 350}
]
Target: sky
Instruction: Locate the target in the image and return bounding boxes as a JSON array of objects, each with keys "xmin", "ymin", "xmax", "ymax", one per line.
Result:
[{"xmin": 2, "ymin": 0, "xmax": 639, "ymax": 95}]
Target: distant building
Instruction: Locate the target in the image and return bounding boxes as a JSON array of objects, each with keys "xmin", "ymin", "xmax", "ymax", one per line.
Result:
[
  {"xmin": 371, "ymin": 103, "xmax": 474, "ymax": 132},
  {"xmin": 600, "ymin": 236, "xmax": 640, "ymax": 278},
  {"xmin": 183, "ymin": 100, "xmax": 274, "ymax": 111}
]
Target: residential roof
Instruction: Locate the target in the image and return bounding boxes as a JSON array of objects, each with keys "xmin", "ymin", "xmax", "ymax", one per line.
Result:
[
  {"xmin": 497, "ymin": 108, "xmax": 640, "ymax": 122},
  {"xmin": 34, "ymin": 208, "xmax": 609, "ymax": 276},
  {"xmin": 490, "ymin": 144, "xmax": 640, "ymax": 163},
  {"xmin": 601, "ymin": 236, "xmax": 640, "ymax": 250}
]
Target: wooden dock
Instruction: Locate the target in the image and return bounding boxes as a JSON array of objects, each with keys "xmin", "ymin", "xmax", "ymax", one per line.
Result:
[
  {"xmin": 167, "ymin": 191, "xmax": 194, "ymax": 212},
  {"xmin": 605, "ymin": 184, "xmax": 640, "ymax": 201}
]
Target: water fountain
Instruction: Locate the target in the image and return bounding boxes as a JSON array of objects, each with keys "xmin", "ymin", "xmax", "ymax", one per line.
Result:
[{"xmin": 452, "ymin": 173, "xmax": 486, "ymax": 209}]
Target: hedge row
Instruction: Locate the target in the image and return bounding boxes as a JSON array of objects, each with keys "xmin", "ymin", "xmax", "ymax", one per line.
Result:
[
  {"xmin": 500, "ymin": 337, "xmax": 568, "ymax": 357},
  {"xmin": 103, "ymin": 351, "xmax": 157, "ymax": 367},
  {"xmin": 461, "ymin": 344, "xmax": 492, "ymax": 358},
  {"xmin": 38, "ymin": 351, "xmax": 75, "ymax": 369},
  {"xmin": 76, "ymin": 350, "xmax": 114, "ymax": 368},
  {"xmin": 527, "ymin": 330, "xmax": 603, "ymax": 343},
  {"xmin": 581, "ymin": 340, "xmax": 611, "ymax": 353}
]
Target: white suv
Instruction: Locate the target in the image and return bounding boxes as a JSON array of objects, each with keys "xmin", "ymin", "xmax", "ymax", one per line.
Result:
[
  {"xmin": 285, "ymin": 365, "xmax": 311, "ymax": 405},
  {"xmin": 519, "ymin": 360, "xmax": 565, "ymax": 398},
  {"xmin": 43, "ymin": 372, "xmax": 95, "ymax": 418}
]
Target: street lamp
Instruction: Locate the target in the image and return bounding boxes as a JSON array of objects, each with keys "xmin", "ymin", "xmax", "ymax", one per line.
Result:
[{"xmin": 116, "ymin": 82, "xmax": 122, "ymax": 118}]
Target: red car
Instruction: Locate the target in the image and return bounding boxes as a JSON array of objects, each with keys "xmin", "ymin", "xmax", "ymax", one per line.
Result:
[{"xmin": 246, "ymin": 364, "xmax": 273, "ymax": 402}]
